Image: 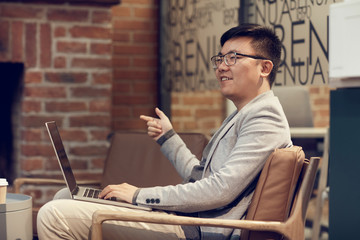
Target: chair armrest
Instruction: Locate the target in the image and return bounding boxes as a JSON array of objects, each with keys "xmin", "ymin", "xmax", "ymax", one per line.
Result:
[
  {"xmin": 13, "ymin": 177, "xmax": 101, "ymax": 193},
  {"xmin": 91, "ymin": 210, "xmax": 287, "ymax": 240}
]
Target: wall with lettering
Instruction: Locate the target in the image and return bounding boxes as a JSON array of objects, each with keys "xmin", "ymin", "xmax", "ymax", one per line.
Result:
[
  {"xmin": 245, "ymin": 0, "xmax": 341, "ymax": 86},
  {"xmin": 159, "ymin": 0, "xmax": 240, "ymax": 93},
  {"xmin": 159, "ymin": 0, "xmax": 241, "ymax": 135}
]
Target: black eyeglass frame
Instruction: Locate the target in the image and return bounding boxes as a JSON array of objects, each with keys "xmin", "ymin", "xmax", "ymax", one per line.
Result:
[{"xmin": 210, "ymin": 51, "xmax": 269, "ymax": 69}]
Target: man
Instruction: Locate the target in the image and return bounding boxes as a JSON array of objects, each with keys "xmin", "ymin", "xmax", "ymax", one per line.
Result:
[{"xmin": 37, "ymin": 23, "xmax": 292, "ymax": 239}]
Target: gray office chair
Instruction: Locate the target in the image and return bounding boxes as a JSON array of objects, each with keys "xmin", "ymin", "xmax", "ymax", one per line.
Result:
[{"xmin": 272, "ymin": 86, "xmax": 314, "ymax": 128}]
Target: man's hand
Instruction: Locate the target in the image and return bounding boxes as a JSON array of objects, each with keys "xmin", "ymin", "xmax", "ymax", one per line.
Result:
[
  {"xmin": 99, "ymin": 183, "xmax": 138, "ymax": 204},
  {"xmin": 140, "ymin": 107, "xmax": 173, "ymax": 141}
]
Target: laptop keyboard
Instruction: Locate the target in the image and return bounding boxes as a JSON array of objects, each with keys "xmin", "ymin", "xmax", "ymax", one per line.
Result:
[{"xmin": 83, "ymin": 188, "xmax": 116, "ymax": 201}]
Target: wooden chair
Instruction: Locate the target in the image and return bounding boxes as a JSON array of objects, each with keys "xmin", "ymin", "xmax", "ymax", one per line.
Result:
[
  {"xmin": 91, "ymin": 146, "xmax": 320, "ymax": 240},
  {"xmin": 14, "ymin": 131, "xmax": 209, "ymax": 237}
]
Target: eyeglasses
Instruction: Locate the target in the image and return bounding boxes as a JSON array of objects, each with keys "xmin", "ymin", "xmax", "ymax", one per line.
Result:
[{"xmin": 210, "ymin": 51, "xmax": 268, "ymax": 69}]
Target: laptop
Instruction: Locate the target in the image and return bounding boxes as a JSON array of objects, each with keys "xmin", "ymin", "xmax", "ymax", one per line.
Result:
[{"xmin": 45, "ymin": 121, "xmax": 151, "ymax": 211}]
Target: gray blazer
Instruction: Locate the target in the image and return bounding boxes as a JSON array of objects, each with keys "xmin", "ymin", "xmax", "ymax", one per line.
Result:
[{"xmin": 136, "ymin": 91, "xmax": 292, "ymax": 239}]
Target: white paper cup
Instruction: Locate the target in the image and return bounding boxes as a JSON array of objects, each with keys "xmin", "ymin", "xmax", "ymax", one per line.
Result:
[{"xmin": 0, "ymin": 178, "xmax": 8, "ymax": 204}]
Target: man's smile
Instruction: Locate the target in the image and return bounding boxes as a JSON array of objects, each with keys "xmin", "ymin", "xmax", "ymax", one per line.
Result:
[{"xmin": 221, "ymin": 77, "xmax": 232, "ymax": 81}]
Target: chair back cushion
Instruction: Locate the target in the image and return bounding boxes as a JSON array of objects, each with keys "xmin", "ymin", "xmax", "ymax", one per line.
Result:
[
  {"xmin": 241, "ymin": 146, "xmax": 305, "ymax": 240},
  {"xmin": 101, "ymin": 132, "xmax": 208, "ymax": 188}
]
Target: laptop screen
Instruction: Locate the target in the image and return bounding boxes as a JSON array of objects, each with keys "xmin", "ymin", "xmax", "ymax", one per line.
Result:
[{"xmin": 45, "ymin": 121, "xmax": 77, "ymax": 194}]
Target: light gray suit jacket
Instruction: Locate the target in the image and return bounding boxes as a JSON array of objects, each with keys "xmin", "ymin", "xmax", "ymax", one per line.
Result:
[{"xmin": 136, "ymin": 91, "xmax": 293, "ymax": 239}]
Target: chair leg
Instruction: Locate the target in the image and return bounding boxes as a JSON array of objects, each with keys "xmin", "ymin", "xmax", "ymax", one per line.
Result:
[
  {"xmin": 311, "ymin": 129, "xmax": 329, "ymax": 240},
  {"xmin": 91, "ymin": 211, "xmax": 104, "ymax": 240}
]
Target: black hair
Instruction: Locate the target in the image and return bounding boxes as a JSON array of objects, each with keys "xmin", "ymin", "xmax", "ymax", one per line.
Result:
[{"xmin": 220, "ymin": 24, "xmax": 281, "ymax": 86}]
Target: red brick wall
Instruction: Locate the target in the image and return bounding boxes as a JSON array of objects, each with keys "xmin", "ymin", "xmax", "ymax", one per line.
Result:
[
  {"xmin": 309, "ymin": 86, "xmax": 330, "ymax": 128},
  {"xmin": 0, "ymin": 2, "xmax": 113, "ymax": 203},
  {"xmin": 111, "ymin": 0, "xmax": 159, "ymax": 131}
]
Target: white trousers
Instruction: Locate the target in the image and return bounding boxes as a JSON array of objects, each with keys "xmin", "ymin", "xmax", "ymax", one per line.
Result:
[{"xmin": 37, "ymin": 189, "xmax": 186, "ymax": 240}]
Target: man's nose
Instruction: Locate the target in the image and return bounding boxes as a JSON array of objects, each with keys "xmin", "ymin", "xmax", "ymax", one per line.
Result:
[{"xmin": 217, "ymin": 60, "xmax": 229, "ymax": 71}]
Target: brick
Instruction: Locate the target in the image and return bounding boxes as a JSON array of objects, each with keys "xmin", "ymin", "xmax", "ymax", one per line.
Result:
[
  {"xmin": 121, "ymin": 0, "xmax": 157, "ymax": 5},
  {"xmin": 133, "ymin": 81, "xmax": 157, "ymax": 93},
  {"xmin": 134, "ymin": 7, "xmax": 158, "ymax": 19},
  {"xmin": 113, "ymin": 45, "xmax": 156, "ymax": 55},
  {"xmin": 57, "ymin": 41, "xmax": 87, "ymax": 53},
  {"xmin": 70, "ymin": 145, "xmax": 108, "ymax": 156},
  {"xmin": 21, "ymin": 129, "xmax": 42, "ymax": 142},
  {"xmin": 113, "ymin": 69, "xmax": 156, "ymax": 80},
  {"xmin": 91, "ymin": 158, "xmax": 105, "ymax": 169},
  {"xmin": 92, "ymin": 10, "xmax": 111, "ymax": 24},
  {"xmin": 71, "ymin": 87, "xmax": 110, "ymax": 98},
  {"xmin": 201, "ymin": 120, "xmax": 218, "ymax": 130},
  {"xmin": 71, "ymin": 57, "xmax": 112, "ymax": 68},
  {"xmin": 171, "ymin": 95, "xmax": 180, "ymax": 105},
  {"xmin": 22, "ymin": 100, "xmax": 42, "ymax": 113},
  {"xmin": 92, "ymin": 72, "xmax": 111, "ymax": 84},
  {"xmin": 171, "ymin": 121, "xmax": 181, "ymax": 131},
  {"xmin": 195, "ymin": 109, "xmax": 222, "ymax": 118},
  {"xmin": 25, "ymin": 71, "xmax": 42, "ymax": 83},
  {"xmin": 45, "ymin": 158, "xmax": 61, "ymax": 171},
  {"xmin": 309, "ymin": 87, "xmax": 320, "ymax": 94},
  {"xmin": 0, "ymin": 5, "xmax": 43, "ymax": 19},
  {"xmin": 132, "ymin": 106, "xmax": 156, "ymax": 118},
  {"xmin": 112, "ymin": 32, "xmax": 130, "ymax": 42},
  {"xmin": 113, "ymin": 57, "xmax": 130, "ymax": 67},
  {"xmin": 90, "ymin": 43, "xmax": 111, "ymax": 55},
  {"xmin": 318, "ymin": 109, "xmax": 330, "ymax": 117},
  {"xmin": 69, "ymin": 26, "xmax": 110, "ymax": 39},
  {"xmin": 58, "ymin": 129, "xmax": 88, "ymax": 142},
  {"xmin": 113, "ymin": 20, "xmax": 152, "ymax": 31},
  {"xmin": 132, "ymin": 56, "xmax": 157, "ymax": 68},
  {"xmin": 68, "ymin": 159, "xmax": 88, "ymax": 170},
  {"xmin": 172, "ymin": 109, "xmax": 192, "ymax": 117},
  {"xmin": 21, "ymin": 158, "xmax": 44, "ymax": 171},
  {"xmin": 183, "ymin": 96, "xmax": 215, "ymax": 105},
  {"xmin": 113, "ymin": 82, "xmax": 131, "ymax": 92},
  {"xmin": 113, "ymin": 95, "xmax": 153, "ymax": 105},
  {"xmin": 112, "ymin": 119, "xmax": 145, "ymax": 131},
  {"xmin": 25, "ymin": 23, "xmax": 37, "ymax": 68},
  {"xmin": 40, "ymin": 23, "xmax": 51, "ymax": 68},
  {"xmin": 45, "ymin": 72, "xmax": 88, "ymax": 83},
  {"xmin": 0, "ymin": 21, "xmax": 10, "ymax": 60},
  {"xmin": 45, "ymin": 101, "xmax": 87, "ymax": 112},
  {"xmin": 89, "ymin": 99, "xmax": 111, "ymax": 112},
  {"xmin": 54, "ymin": 56, "xmax": 66, "ymax": 68},
  {"xmin": 11, "ymin": 21, "xmax": 24, "ymax": 62},
  {"xmin": 314, "ymin": 98, "xmax": 329, "ymax": 105},
  {"xmin": 25, "ymin": 86, "xmax": 66, "ymax": 98},
  {"xmin": 73, "ymin": 172, "xmax": 102, "ymax": 182},
  {"xmin": 133, "ymin": 32, "xmax": 157, "ymax": 43},
  {"xmin": 69, "ymin": 115, "xmax": 111, "ymax": 127},
  {"xmin": 22, "ymin": 116, "xmax": 63, "ymax": 128},
  {"xmin": 47, "ymin": 9, "xmax": 89, "ymax": 22},
  {"xmin": 90, "ymin": 130, "xmax": 110, "ymax": 141},
  {"xmin": 111, "ymin": 6, "xmax": 131, "ymax": 17},
  {"xmin": 184, "ymin": 121, "xmax": 198, "ymax": 130},
  {"xmin": 112, "ymin": 106, "xmax": 132, "ymax": 118},
  {"xmin": 22, "ymin": 144, "xmax": 54, "ymax": 157},
  {"xmin": 54, "ymin": 26, "xmax": 66, "ymax": 37}
]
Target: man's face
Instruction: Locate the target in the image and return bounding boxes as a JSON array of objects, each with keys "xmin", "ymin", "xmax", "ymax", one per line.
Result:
[{"xmin": 215, "ymin": 37, "xmax": 266, "ymax": 109}]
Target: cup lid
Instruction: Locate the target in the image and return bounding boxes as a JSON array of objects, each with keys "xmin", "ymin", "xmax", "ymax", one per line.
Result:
[{"xmin": 0, "ymin": 178, "xmax": 8, "ymax": 186}]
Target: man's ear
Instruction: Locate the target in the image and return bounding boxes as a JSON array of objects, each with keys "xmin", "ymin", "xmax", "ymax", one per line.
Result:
[{"xmin": 260, "ymin": 60, "xmax": 273, "ymax": 78}]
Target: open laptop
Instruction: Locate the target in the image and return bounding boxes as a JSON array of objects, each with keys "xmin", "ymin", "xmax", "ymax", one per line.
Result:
[{"xmin": 45, "ymin": 121, "xmax": 151, "ymax": 211}]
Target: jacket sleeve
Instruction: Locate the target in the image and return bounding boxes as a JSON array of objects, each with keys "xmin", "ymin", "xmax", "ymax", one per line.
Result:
[{"xmin": 135, "ymin": 99, "xmax": 292, "ymax": 213}]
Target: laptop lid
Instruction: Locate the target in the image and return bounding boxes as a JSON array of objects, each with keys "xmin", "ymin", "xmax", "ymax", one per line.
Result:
[{"xmin": 45, "ymin": 121, "xmax": 78, "ymax": 195}]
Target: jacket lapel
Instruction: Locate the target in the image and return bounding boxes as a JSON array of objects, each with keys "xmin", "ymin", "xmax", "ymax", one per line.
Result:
[{"xmin": 202, "ymin": 111, "xmax": 241, "ymax": 173}]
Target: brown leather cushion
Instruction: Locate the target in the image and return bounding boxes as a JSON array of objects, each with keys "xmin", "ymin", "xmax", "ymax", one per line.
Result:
[
  {"xmin": 241, "ymin": 146, "xmax": 305, "ymax": 240},
  {"xmin": 101, "ymin": 132, "xmax": 208, "ymax": 188}
]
